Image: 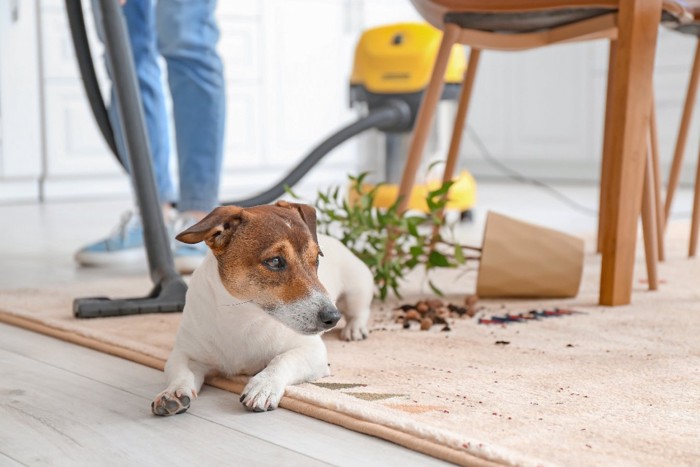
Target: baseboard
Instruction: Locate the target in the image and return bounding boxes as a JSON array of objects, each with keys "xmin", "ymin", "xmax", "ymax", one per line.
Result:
[{"xmin": 0, "ymin": 179, "xmax": 41, "ymax": 204}]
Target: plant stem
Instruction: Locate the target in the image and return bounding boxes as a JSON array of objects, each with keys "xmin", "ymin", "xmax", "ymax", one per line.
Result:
[
  {"xmin": 418, "ymin": 254, "xmax": 480, "ymax": 262},
  {"xmin": 440, "ymin": 239, "xmax": 482, "ymax": 252}
]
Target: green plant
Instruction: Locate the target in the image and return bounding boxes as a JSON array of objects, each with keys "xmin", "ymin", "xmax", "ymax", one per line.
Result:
[{"xmin": 297, "ymin": 173, "xmax": 480, "ymax": 300}]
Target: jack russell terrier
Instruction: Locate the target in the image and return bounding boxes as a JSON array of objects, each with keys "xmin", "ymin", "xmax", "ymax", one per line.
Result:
[{"xmin": 152, "ymin": 201, "xmax": 373, "ymax": 415}]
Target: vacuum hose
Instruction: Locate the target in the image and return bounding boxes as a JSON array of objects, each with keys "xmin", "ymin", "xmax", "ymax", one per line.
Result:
[
  {"xmin": 65, "ymin": 0, "xmax": 121, "ymax": 164},
  {"xmin": 65, "ymin": 0, "xmax": 413, "ymax": 206},
  {"xmin": 224, "ymin": 100, "xmax": 411, "ymax": 207}
]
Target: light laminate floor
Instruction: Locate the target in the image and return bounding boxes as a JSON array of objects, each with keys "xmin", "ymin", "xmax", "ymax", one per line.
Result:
[
  {"xmin": 0, "ymin": 323, "xmax": 449, "ymax": 466},
  {"xmin": 0, "ymin": 182, "xmax": 692, "ymax": 465}
]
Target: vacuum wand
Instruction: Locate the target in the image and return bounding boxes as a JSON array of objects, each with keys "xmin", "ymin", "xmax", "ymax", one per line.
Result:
[
  {"xmin": 72, "ymin": 0, "xmax": 187, "ymax": 318},
  {"xmin": 100, "ymin": 0, "xmax": 174, "ymax": 283}
]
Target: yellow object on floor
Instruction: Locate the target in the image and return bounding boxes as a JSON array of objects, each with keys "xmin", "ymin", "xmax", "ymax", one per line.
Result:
[{"xmin": 350, "ymin": 171, "xmax": 477, "ymax": 213}]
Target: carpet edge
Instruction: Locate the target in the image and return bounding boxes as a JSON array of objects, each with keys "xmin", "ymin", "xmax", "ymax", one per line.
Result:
[{"xmin": 0, "ymin": 310, "xmax": 513, "ymax": 467}]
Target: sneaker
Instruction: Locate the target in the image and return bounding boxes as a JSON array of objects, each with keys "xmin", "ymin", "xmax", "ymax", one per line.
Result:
[
  {"xmin": 74, "ymin": 210, "xmax": 147, "ymax": 267},
  {"xmin": 172, "ymin": 213, "xmax": 208, "ymax": 274}
]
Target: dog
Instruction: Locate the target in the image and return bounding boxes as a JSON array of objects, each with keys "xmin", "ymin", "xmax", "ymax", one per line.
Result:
[{"xmin": 151, "ymin": 201, "xmax": 374, "ymax": 415}]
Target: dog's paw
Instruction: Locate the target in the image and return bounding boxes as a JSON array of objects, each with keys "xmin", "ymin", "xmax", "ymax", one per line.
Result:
[
  {"xmin": 341, "ymin": 319, "xmax": 368, "ymax": 341},
  {"xmin": 151, "ymin": 388, "xmax": 195, "ymax": 416},
  {"xmin": 239, "ymin": 373, "xmax": 285, "ymax": 412}
]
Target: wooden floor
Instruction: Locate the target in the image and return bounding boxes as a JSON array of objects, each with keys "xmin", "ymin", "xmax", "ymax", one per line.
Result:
[
  {"xmin": 0, "ymin": 323, "xmax": 447, "ymax": 466},
  {"xmin": 0, "ymin": 184, "xmax": 692, "ymax": 465}
]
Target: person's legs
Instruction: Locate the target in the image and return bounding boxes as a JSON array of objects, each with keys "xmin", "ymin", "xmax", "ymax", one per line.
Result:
[
  {"xmin": 156, "ymin": 0, "xmax": 226, "ymax": 215},
  {"xmin": 156, "ymin": 0, "xmax": 225, "ymax": 272},
  {"xmin": 76, "ymin": 0, "xmax": 174, "ymax": 266}
]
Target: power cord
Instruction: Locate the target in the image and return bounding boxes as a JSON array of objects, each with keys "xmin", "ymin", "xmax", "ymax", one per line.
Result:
[
  {"xmin": 466, "ymin": 126, "xmax": 600, "ymax": 217},
  {"xmin": 466, "ymin": 127, "xmax": 693, "ymax": 220}
]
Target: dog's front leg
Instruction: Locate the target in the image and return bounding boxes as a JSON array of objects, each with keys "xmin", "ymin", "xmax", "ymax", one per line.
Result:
[
  {"xmin": 152, "ymin": 349, "xmax": 209, "ymax": 416},
  {"xmin": 240, "ymin": 343, "xmax": 329, "ymax": 412}
]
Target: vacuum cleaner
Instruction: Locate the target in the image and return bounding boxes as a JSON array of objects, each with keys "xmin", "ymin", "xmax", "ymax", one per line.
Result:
[
  {"xmin": 349, "ymin": 23, "xmax": 476, "ymax": 216},
  {"xmin": 66, "ymin": 0, "xmax": 474, "ymax": 318}
]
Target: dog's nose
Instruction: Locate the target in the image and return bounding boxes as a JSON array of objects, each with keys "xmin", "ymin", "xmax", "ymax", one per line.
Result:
[{"xmin": 318, "ymin": 305, "xmax": 341, "ymax": 329}]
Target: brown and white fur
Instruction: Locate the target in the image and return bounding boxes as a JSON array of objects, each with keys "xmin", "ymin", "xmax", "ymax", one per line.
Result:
[{"xmin": 151, "ymin": 201, "xmax": 373, "ymax": 415}]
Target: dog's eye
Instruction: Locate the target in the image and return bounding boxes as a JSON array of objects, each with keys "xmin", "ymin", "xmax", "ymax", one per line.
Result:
[
  {"xmin": 315, "ymin": 255, "xmax": 320, "ymax": 268},
  {"xmin": 263, "ymin": 256, "xmax": 287, "ymax": 271}
]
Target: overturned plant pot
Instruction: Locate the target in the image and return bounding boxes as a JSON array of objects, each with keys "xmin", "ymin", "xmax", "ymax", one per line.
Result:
[{"xmin": 476, "ymin": 212, "xmax": 585, "ymax": 298}]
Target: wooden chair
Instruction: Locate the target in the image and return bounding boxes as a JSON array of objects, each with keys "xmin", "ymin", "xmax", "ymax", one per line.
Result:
[
  {"xmin": 396, "ymin": 0, "xmax": 690, "ymax": 306},
  {"xmin": 661, "ymin": 2, "xmax": 700, "ymax": 257}
]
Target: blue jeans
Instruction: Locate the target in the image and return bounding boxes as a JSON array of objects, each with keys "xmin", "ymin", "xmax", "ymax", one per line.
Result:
[{"xmin": 94, "ymin": 0, "xmax": 225, "ymax": 213}]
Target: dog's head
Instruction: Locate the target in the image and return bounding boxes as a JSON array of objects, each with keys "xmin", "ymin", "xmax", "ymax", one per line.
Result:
[{"xmin": 176, "ymin": 201, "xmax": 340, "ymax": 335}]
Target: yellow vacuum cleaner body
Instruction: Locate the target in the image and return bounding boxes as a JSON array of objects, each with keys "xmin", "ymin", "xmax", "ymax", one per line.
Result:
[
  {"xmin": 351, "ymin": 22, "xmax": 466, "ymax": 94},
  {"xmin": 349, "ymin": 23, "xmax": 476, "ymax": 214}
]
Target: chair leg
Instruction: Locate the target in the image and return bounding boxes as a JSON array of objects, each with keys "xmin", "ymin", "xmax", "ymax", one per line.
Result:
[
  {"xmin": 396, "ymin": 23, "xmax": 461, "ymax": 213},
  {"xmin": 441, "ymin": 48, "xmax": 481, "ymax": 185},
  {"xmin": 430, "ymin": 48, "xmax": 481, "ymax": 242},
  {"xmin": 642, "ymin": 142, "xmax": 659, "ymax": 291},
  {"xmin": 649, "ymin": 95, "xmax": 665, "ymax": 262},
  {"xmin": 689, "ymin": 142, "xmax": 700, "ymax": 257},
  {"xmin": 664, "ymin": 38, "xmax": 700, "ymax": 225},
  {"xmin": 597, "ymin": 40, "xmax": 618, "ymax": 254},
  {"xmin": 599, "ymin": 0, "xmax": 662, "ymax": 306}
]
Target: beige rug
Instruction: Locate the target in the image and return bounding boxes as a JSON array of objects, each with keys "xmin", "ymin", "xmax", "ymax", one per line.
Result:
[{"xmin": 1, "ymin": 227, "xmax": 699, "ymax": 466}]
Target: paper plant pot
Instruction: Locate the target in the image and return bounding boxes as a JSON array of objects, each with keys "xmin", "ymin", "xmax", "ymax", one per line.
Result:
[{"xmin": 476, "ymin": 212, "xmax": 585, "ymax": 298}]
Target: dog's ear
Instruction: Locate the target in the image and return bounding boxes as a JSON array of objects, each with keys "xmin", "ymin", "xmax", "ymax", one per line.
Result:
[
  {"xmin": 176, "ymin": 206, "xmax": 244, "ymax": 251},
  {"xmin": 275, "ymin": 201, "xmax": 318, "ymax": 244}
]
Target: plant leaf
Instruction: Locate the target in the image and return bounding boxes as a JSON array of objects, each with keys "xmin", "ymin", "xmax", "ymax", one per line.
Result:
[
  {"xmin": 454, "ymin": 243, "xmax": 466, "ymax": 265},
  {"xmin": 428, "ymin": 250, "xmax": 450, "ymax": 268},
  {"xmin": 428, "ymin": 279, "xmax": 444, "ymax": 296}
]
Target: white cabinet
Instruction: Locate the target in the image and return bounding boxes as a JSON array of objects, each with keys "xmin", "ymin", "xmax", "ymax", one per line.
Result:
[
  {"xmin": 220, "ymin": 0, "xmax": 364, "ymax": 201},
  {"xmin": 651, "ymin": 28, "xmax": 700, "ymax": 186},
  {"xmin": 219, "ymin": 10, "xmax": 263, "ymax": 173},
  {"xmin": 261, "ymin": 0, "xmax": 354, "ymax": 166},
  {"xmin": 459, "ymin": 31, "xmax": 700, "ymax": 184},
  {"xmin": 39, "ymin": 0, "xmax": 126, "ymax": 199},
  {"xmin": 0, "ymin": 0, "xmax": 43, "ymax": 202},
  {"xmin": 460, "ymin": 43, "xmax": 599, "ymax": 181}
]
